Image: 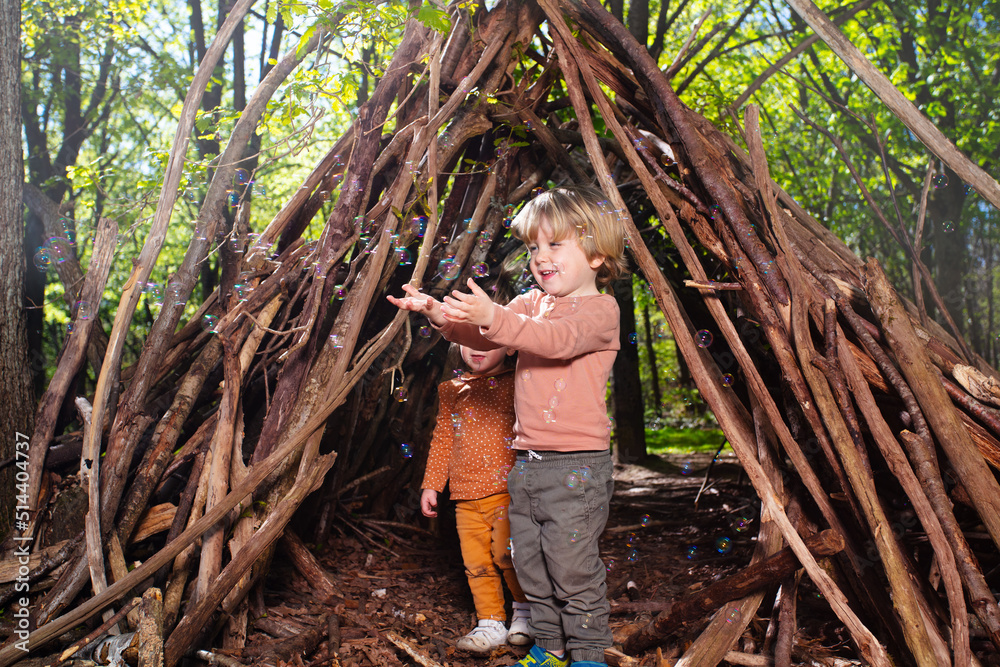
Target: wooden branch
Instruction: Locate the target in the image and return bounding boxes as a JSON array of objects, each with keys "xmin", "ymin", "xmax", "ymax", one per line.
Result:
[
  {"xmin": 137, "ymin": 588, "xmax": 164, "ymax": 667},
  {"xmin": 26, "ymin": 215, "xmax": 117, "ymax": 518},
  {"xmin": 624, "ymin": 530, "xmax": 843, "ymax": 655},
  {"xmin": 864, "ymin": 259, "xmax": 1000, "ymax": 550}
]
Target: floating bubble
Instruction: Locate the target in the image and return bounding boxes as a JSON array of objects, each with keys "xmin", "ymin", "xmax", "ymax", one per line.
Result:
[
  {"xmin": 709, "ymin": 205, "xmax": 721, "ymax": 221},
  {"xmin": 145, "ymin": 282, "xmax": 163, "ymax": 306},
  {"xmin": 47, "ymin": 237, "xmax": 71, "ymax": 264},
  {"xmin": 229, "ymin": 236, "xmax": 244, "ymax": 254},
  {"xmin": 943, "ymin": 221, "xmax": 955, "ymax": 233},
  {"xmin": 334, "ymin": 285, "xmax": 348, "ymax": 300},
  {"xmin": 659, "ymin": 153, "xmax": 674, "ymax": 166},
  {"xmin": 418, "ymin": 325, "xmax": 432, "ymax": 339},
  {"xmin": 605, "ymin": 558, "xmax": 616, "ymax": 573},
  {"xmin": 554, "ymin": 378, "xmax": 566, "ymax": 392},
  {"xmin": 542, "ymin": 409, "xmax": 556, "ymax": 423},
  {"xmin": 234, "ymin": 280, "xmax": 253, "ymax": 302},
  {"xmin": 626, "ymin": 549, "xmax": 639, "ymax": 563},
  {"xmin": 438, "ymin": 256, "xmax": 461, "ymax": 280},
  {"xmin": 524, "ymin": 120, "xmax": 534, "ymax": 132},
  {"xmin": 655, "ymin": 323, "xmax": 669, "ymax": 338},
  {"xmin": 33, "ymin": 248, "xmax": 52, "ymax": 272},
  {"xmin": 253, "ymin": 183, "xmax": 267, "ymax": 197},
  {"xmin": 715, "ymin": 536, "xmax": 733, "ymax": 554},
  {"xmin": 640, "ymin": 514, "xmax": 651, "ymax": 527},
  {"xmin": 548, "ymin": 395, "xmax": 559, "ymax": 409},
  {"xmin": 410, "ymin": 215, "xmax": 427, "ymax": 237},
  {"xmin": 722, "ymin": 373, "xmax": 734, "ymax": 387},
  {"xmin": 681, "ymin": 460, "xmax": 693, "ymax": 475},
  {"xmin": 686, "ymin": 545, "xmax": 699, "ymax": 559},
  {"xmin": 627, "ymin": 533, "xmax": 639, "ymax": 548},
  {"xmin": 488, "ymin": 377, "xmax": 498, "ymax": 389},
  {"xmin": 521, "ymin": 370, "xmax": 532, "ymax": 381},
  {"xmin": 696, "ymin": 330, "xmax": 713, "ymax": 347},
  {"xmin": 531, "ymin": 187, "xmax": 545, "ymax": 198},
  {"xmin": 964, "ymin": 183, "xmax": 973, "ymax": 195},
  {"xmin": 167, "ymin": 282, "xmax": 185, "ymax": 307},
  {"xmin": 628, "ymin": 332, "xmax": 637, "ymax": 344},
  {"xmin": 394, "ymin": 387, "xmax": 408, "ymax": 402},
  {"xmin": 225, "ymin": 190, "xmax": 239, "ymax": 208},
  {"xmin": 933, "ymin": 173, "xmax": 949, "ymax": 189},
  {"xmin": 396, "ymin": 248, "xmax": 412, "ymax": 265},
  {"xmin": 472, "ymin": 262, "xmax": 489, "ymax": 278},
  {"xmin": 201, "ymin": 314, "xmax": 219, "ymax": 333},
  {"xmin": 569, "ymin": 529, "xmax": 580, "ymax": 543},
  {"xmin": 400, "ymin": 443, "xmax": 413, "ymax": 459},
  {"xmin": 503, "ymin": 217, "xmax": 514, "ymax": 229},
  {"xmin": 725, "ymin": 608, "xmax": 742, "ymax": 624},
  {"xmin": 329, "ymin": 333, "xmax": 344, "ymax": 348},
  {"xmin": 75, "ymin": 300, "xmax": 92, "ymax": 320},
  {"xmin": 234, "ymin": 168, "xmax": 251, "ymax": 185},
  {"xmin": 733, "ymin": 516, "xmax": 752, "ymax": 533}
]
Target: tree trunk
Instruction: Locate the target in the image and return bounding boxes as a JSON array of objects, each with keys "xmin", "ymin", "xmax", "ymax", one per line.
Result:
[
  {"xmin": 613, "ymin": 277, "xmax": 646, "ymax": 464},
  {"xmin": 0, "ymin": 0, "xmax": 30, "ymax": 540}
]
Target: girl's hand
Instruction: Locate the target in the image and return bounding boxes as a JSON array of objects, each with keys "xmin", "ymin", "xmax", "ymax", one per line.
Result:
[
  {"xmin": 441, "ymin": 279, "xmax": 496, "ymax": 328},
  {"xmin": 387, "ymin": 284, "xmax": 446, "ymax": 326},
  {"xmin": 420, "ymin": 489, "xmax": 439, "ymax": 517}
]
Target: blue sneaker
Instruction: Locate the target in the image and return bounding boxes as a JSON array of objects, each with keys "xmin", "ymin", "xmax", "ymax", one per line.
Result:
[
  {"xmin": 513, "ymin": 645, "xmax": 569, "ymax": 667},
  {"xmin": 570, "ymin": 662, "xmax": 608, "ymax": 667}
]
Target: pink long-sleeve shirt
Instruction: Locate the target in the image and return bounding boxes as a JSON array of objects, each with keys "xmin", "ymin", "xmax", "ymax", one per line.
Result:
[{"xmin": 438, "ymin": 290, "xmax": 620, "ymax": 452}]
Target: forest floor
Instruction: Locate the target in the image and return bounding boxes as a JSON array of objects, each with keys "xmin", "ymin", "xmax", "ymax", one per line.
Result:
[{"xmin": 236, "ymin": 450, "xmax": 880, "ymax": 667}]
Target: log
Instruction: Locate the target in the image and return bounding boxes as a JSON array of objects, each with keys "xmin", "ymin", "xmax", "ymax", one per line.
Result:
[
  {"xmin": 137, "ymin": 588, "xmax": 164, "ymax": 667},
  {"xmin": 622, "ymin": 529, "xmax": 845, "ymax": 655}
]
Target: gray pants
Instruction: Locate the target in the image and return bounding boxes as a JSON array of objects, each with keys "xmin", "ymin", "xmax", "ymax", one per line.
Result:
[{"xmin": 508, "ymin": 450, "xmax": 613, "ymax": 663}]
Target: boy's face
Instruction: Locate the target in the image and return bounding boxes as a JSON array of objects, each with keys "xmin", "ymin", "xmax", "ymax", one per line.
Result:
[
  {"xmin": 527, "ymin": 220, "xmax": 605, "ymax": 298},
  {"xmin": 460, "ymin": 345, "xmax": 508, "ymax": 376}
]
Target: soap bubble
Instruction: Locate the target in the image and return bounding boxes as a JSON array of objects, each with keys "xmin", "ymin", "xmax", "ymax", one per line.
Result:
[
  {"xmin": 715, "ymin": 536, "xmax": 733, "ymax": 554},
  {"xmin": 696, "ymin": 330, "xmax": 713, "ymax": 347},
  {"xmin": 503, "ymin": 217, "xmax": 513, "ymax": 229},
  {"xmin": 943, "ymin": 221, "xmax": 955, "ymax": 233},
  {"xmin": 145, "ymin": 282, "xmax": 163, "ymax": 306},
  {"xmin": 564, "ymin": 471, "xmax": 581, "ymax": 488},
  {"xmin": 488, "ymin": 377, "xmax": 498, "ymax": 389},
  {"xmin": 542, "ymin": 409, "xmax": 556, "ymax": 423},
  {"xmin": 329, "ymin": 333, "xmax": 344, "ymax": 348},
  {"xmin": 201, "ymin": 314, "xmax": 219, "ymax": 333},
  {"xmin": 733, "ymin": 516, "xmax": 752, "ymax": 533},
  {"xmin": 333, "ymin": 285, "xmax": 348, "ymax": 300},
  {"xmin": 628, "ymin": 332, "xmax": 637, "ymax": 344},
  {"xmin": 569, "ymin": 530, "xmax": 580, "ymax": 543},
  {"xmin": 521, "ymin": 370, "xmax": 531, "ymax": 381},
  {"xmin": 225, "ymin": 190, "xmax": 239, "ymax": 208},
  {"xmin": 725, "ymin": 608, "xmax": 742, "ymax": 624},
  {"xmin": 252, "ymin": 183, "xmax": 267, "ymax": 197},
  {"xmin": 933, "ymin": 173, "xmax": 949, "ymax": 189},
  {"xmin": 680, "ymin": 460, "xmax": 693, "ymax": 475},
  {"xmin": 627, "ymin": 532, "xmax": 639, "ymax": 547},
  {"xmin": 410, "ymin": 215, "xmax": 427, "ymax": 237},
  {"xmin": 33, "ymin": 248, "xmax": 52, "ymax": 272},
  {"xmin": 686, "ymin": 545, "xmax": 699, "ymax": 559},
  {"xmin": 709, "ymin": 205, "xmax": 721, "ymax": 220},
  {"xmin": 548, "ymin": 395, "xmax": 559, "ymax": 408},
  {"xmin": 228, "ymin": 237, "xmax": 243, "ymax": 254},
  {"xmin": 531, "ymin": 187, "xmax": 545, "ymax": 198},
  {"xmin": 418, "ymin": 325, "xmax": 431, "ymax": 339},
  {"xmin": 394, "ymin": 387, "xmax": 408, "ymax": 402},
  {"xmin": 396, "ymin": 248, "xmax": 411, "ymax": 265},
  {"xmin": 400, "ymin": 443, "xmax": 413, "ymax": 459},
  {"xmin": 47, "ymin": 237, "xmax": 71, "ymax": 264},
  {"xmin": 554, "ymin": 378, "xmax": 566, "ymax": 391},
  {"xmin": 473, "ymin": 262, "xmax": 489, "ymax": 278},
  {"xmin": 640, "ymin": 514, "xmax": 651, "ymax": 527},
  {"xmin": 438, "ymin": 256, "xmax": 460, "ymax": 280},
  {"xmin": 167, "ymin": 282, "xmax": 186, "ymax": 307},
  {"xmin": 75, "ymin": 300, "xmax": 92, "ymax": 320},
  {"xmin": 233, "ymin": 168, "xmax": 251, "ymax": 185},
  {"xmin": 605, "ymin": 558, "xmax": 616, "ymax": 572},
  {"xmin": 655, "ymin": 323, "xmax": 669, "ymax": 338},
  {"xmin": 234, "ymin": 280, "xmax": 253, "ymax": 302},
  {"xmin": 722, "ymin": 373, "xmax": 734, "ymax": 387},
  {"xmin": 626, "ymin": 549, "xmax": 639, "ymax": 562}
]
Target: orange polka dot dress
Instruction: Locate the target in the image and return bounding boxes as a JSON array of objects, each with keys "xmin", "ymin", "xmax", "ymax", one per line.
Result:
[{"xmin": 421, "ymin": 369, "xmax": 516, "ymax": 500}]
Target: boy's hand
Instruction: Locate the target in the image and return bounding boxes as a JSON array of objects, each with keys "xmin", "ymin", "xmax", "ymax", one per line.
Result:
[
  {"xmin": 441, "ymin": 279, "xmax": 496, "ymax": 328},
  {"xmin": 420, "ymin": 489, "xmax": 438, "ymax": 517},
  {"xmin": 387, "ymin": 284, "xmax": 446, "ymax": 326}
]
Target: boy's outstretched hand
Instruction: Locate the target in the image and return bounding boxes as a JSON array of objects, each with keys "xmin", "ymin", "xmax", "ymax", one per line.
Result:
[
  {"xmin": 387, "ymin": 284, "xmax": 446, "ymax": 326},
  {"xmin": 442, "ymin": 279, "xmax": 496, "ymax": 328}
]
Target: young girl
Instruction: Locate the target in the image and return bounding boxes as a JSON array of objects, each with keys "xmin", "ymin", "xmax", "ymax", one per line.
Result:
[
  {"xmin": 390, "ymin": 187, "xmax": 627, "ymax": 667},
  {"xmin": 420, "ymin": 342, "xmax": 531, "ymax": 653}
]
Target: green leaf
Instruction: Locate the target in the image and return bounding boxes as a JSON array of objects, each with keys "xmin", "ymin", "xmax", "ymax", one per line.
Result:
[{"xmin": 416, "ymin": 4, "xmax": 451, "ymax": 34}]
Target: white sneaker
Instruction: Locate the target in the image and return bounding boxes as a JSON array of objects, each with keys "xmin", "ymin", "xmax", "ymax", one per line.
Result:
[
  {"xmin": 508, "ymin": 602, "xmax": 532, "ymax": 646},
  {"xmin": 456, "ymin": 619, "xmax": 508, "ymax": 653}
]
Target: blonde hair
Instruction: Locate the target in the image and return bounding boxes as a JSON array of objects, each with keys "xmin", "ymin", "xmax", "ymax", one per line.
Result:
[{"xmin": 509, "ymin": 186, "xmax": 628, "ymax": 288}]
